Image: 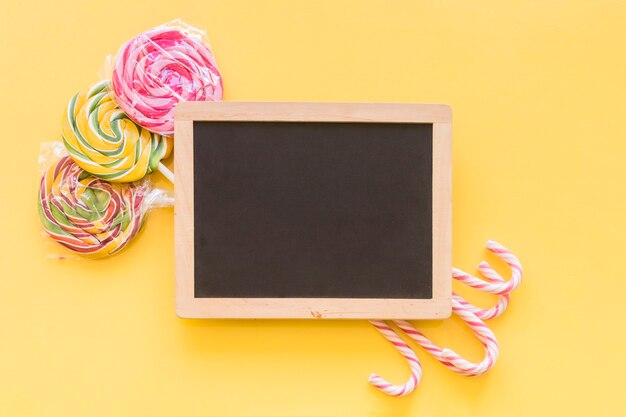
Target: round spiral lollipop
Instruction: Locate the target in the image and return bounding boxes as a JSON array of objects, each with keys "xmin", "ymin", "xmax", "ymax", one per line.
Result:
[
  {"xmin": 38, "ymin": 156, "xmax": 147, "ymax": 258},
  {"xmin": 112, "ymin": 22, "xmax": 223, "ymax": 135},
  {"xmin": 62, "ymin": 81, "xmax": 174, "ymax": 183}
]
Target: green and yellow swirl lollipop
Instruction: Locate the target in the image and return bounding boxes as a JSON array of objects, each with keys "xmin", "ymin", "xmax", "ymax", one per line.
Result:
[{"xmin": 62, "ymin": 81, "xmax": 174, "ymax": 183}]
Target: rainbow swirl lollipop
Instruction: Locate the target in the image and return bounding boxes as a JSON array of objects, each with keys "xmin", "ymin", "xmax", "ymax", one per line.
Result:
[
  {"xmin": 38, "ymin": 156, "xmax": 147, "ymax": 258},
  {"xmin": 112, "ymin": 21, "xmax": 223, "ymax": 135},
  {"xmin": 62, "ymin": 81, "xmax": 174, "ymax": 183}
]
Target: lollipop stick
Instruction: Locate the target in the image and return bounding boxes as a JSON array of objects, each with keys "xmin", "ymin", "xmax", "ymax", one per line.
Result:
[{"xmin": 157, "ymin": 162, "xmax": 175, "ymax": 183}]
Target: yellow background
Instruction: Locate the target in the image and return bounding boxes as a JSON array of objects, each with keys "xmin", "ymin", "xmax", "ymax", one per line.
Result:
[{"xmin": 1, "ymin": 1, "xmax": 625, "ymax": 416}]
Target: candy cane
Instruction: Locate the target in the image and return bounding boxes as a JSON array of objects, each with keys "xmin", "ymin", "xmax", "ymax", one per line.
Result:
[
  {"xmin": 453, "ymin": 240, "xmax": 523, "ymax": 296},
  {"xmin": 452, "ymin": 266, "xmax": 509, "ymax": 321},
  {"xmin": 368, "ymin": 320, "xmax": 422, "ymax": 397},
  {"xmin": 394, "ymin": 300, "xmax": 499, "ymax": 377},
  {"xmin": 369, "ymin": 240, "xmax": 523, "ymax": 395}
]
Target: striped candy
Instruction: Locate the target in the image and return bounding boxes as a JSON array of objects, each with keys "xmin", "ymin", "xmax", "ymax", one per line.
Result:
[
  {"xmin": 368, "ymin": 320, "xmax": 422, "ymax": 397},
  {"xmin": 394, "ymin": 300, "xmax": 500, "ymax": 377},
  {"xmin": 112, "ymin": 22, "xmax": 223, "ymax": 135},
  {"xmin": 62, "ymin": 81, "xmax": 172, "ymax": 183},
  {"xmin": 38, "ymin": 156, "xmax": 147, "ymax": 258},
  {"xmin": 369, "ymin": 241, "xmax": 523, "ymax": 396}
]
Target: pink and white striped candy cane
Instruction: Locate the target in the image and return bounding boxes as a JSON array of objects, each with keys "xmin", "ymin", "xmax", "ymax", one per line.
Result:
[
  {"xmin": 450, "ymin": 240, "xmax": 522, "ymax": 322},
  {"xmin": 453, "ymin": 240, "xmax": 523, "ymax": 296},
  {"xmin": 452, "ymin": 265, "xmax": 509, "ymax": 321},
  {"xmin": 368, "ymin": 320, "xmax": 422, "ymax": 397},
  {"xmin": 369, "ymin": 240, "xmax": 523, "ymax": 396},
  {"xmin": 394, "ymin": 299, "xmax": 499, "ymax": 377}
]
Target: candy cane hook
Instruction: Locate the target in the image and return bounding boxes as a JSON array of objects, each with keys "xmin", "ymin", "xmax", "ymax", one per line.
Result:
[
  {"xmin": 394, "ymin": 300, "xmax": 499, "ymax": 377},
  {"xmin": 453, "ymin": 240, "xmax": 523, "ymax": 296},
  {"xmin": 452, "ymin": 266, "xmax": 509, "ymax": 320},
  {"xmin": 368, "ymin": 320, "xmax": 422, "ymax": 396}
]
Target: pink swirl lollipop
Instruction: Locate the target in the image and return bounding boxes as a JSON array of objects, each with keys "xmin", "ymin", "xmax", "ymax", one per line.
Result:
[{"xmin": 112, "ymin": 22, "xmax": 223, "ymax": 135}]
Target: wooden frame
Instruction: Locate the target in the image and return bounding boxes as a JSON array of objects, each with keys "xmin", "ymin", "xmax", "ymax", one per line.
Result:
[{"xmin": 174, "ymin": 102, "xmax": 452, "ymax": 319}]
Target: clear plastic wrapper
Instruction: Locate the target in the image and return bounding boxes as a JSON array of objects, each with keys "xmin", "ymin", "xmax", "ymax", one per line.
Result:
[
  {"xmin": 38, "ymin": 142, "xmax": 173, "ymax": 260},
  {"xmin": 105, "ymin": 19, "xmax": 223, "ymax": 135},
  {"xmin": 61, "ymin": 80, "xmax": 174, "ymax": 183}
]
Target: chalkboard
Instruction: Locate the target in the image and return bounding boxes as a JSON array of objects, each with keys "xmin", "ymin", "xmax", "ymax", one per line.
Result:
[{"xmin": 175, "ymin": 102, "xmax": 452, "ymax": 319}]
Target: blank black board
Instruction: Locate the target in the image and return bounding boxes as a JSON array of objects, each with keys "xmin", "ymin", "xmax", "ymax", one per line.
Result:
[
  {"xmin": 193, "ymin": 121, "xmax": 433, "ymax": 299},
  {"xmin": 174, "ymin": 101, "xmax": 452, "ymax": 319}
]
